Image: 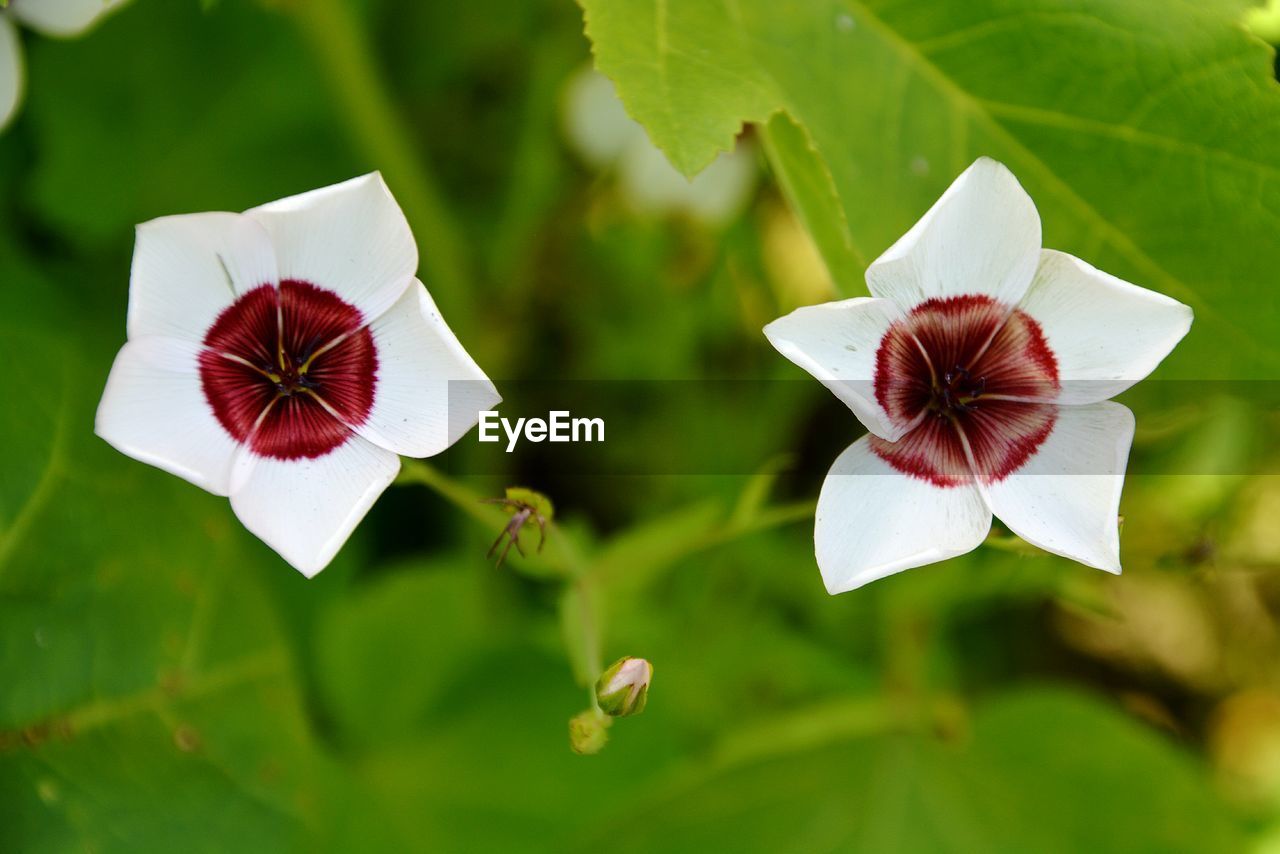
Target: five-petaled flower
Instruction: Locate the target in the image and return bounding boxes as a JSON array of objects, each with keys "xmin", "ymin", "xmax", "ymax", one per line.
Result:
[
  {"xmin": 765, "ymin": 158, "xmax": 1192, "ymax": 593},
  {"xmin": 0, "ymin": 0, "xmax": 127, "ymax": 130},
  {"xmin": 96, "ymin": 174, "xmax": 500, "ymax": 576}
]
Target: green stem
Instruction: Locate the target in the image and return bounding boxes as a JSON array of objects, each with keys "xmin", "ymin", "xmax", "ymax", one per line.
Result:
[
  {"xmin": 982, "ymin": 530, "xmax": 1047, "ymax": 556},
  {"xmin": 709, "ymin": 695, "xmax": 901, "ymax": 769},
  {"xmin": 718, "ymin": 500, "xmax": 815, "ymax": 543},
  {"xmin": 286, "ymin": 0, "xmax": 474, "ymax": 329},
  {"xmin": 396, "ymin": 460, "xmax": 809, "ymax": 708},
  {"xmin": 559, "ymin": 548, "xmax": 606, "ymax": 698},
  {"xmin": 397, "ymin": 459, "xmax": 584, "ymax": 577},
  {"xmin": 565, "ymin": 573, "xmax": 604, "ymax": 701},
  {"xmin": 395, "ymin": 459, "xmax": 500, "ymax": 528},
  {"xmin": 0, "ymin": 649, "xmax": 287, "ymax": 751},
  {"xmin": 397, "ymin": 459, "xmax": 604, "ymax": 694}
]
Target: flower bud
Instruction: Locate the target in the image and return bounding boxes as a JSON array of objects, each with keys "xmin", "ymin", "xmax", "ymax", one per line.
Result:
[
  {"xmin": 569, "ymin": 710, "xmax": 610, "ymax": 755},
  {"xmin": 595, "ymin": 656, "xmax": 652, "ymax": 718}
]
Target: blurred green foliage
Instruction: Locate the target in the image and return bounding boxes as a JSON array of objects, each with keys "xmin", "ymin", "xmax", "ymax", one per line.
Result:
[
  {"xmin": 583, "ymin": 0, "xmax": 1280, "ymax": 378},
  {"xmin": 1, "ymin": 0, "xmax": 1279, "ymax": 851}
]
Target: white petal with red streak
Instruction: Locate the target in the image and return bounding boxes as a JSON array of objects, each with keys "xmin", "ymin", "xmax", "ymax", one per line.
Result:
[
  {"xmin": 9, "ymin": 0, "xmax": 124, "ymax": 37},
  {"xmin": 982, "ymin": 401, "xmax": 1134, "ymax": 573},
  {"xmin": 816, "ymin": 436, "xmax": 992, "ymax": 593},
  {"xmin": 128, "ymin": 212, "xmax": 277, "ymax": 342},
  {"xmin": 1018, "ymin": 250, "xmax": 1193, "ymax": 404},
  {"xmin": 763, "ymin": 297, "xmax": 909, "ymax": 441},
  {"xmin": 866, "ymin": 158, "xmax": 1041, "ymax": 310},
  {"xmin": 0, "ymin": 17, "xmax": 23, "ymax": 131},
  {"xmin": 246, "ymin": 173, "xmax": 417, "ymax": 323},
  {"xmin": 229, "ymin": 435, "xmax": 400, "ymax": 577},
  {"xmin": 356, "ymin": 279, "xmax": 500, "ymax": 458},
  {"xmin": 95, "ymin": 336, "xmax": 239, "ymax": 496}
]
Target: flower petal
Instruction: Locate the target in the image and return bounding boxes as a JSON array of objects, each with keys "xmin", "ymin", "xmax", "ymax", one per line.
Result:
[
  {"xmin": 618, "ymin": 135, "xmax": 757, "ymax": 225},
  {"xmin": 561, "ymin": 66, "xmax": 643, "ymax": 169},
  {"xmin": 128, "ymin": 212, "xmax": 277, "ymax": 343},
  {"xmin": 9, "ymin": 0, "xmax": 124, "ymax": 37},
  {"xmin": 245, "ymin": 173, "xmax": 417, "ymax": 323},
  {"xmin": 816, "ymin": 435, "xmax": 992, "ymax": 593},
  {"xmin": 0, "ymin": 16, "xmax": 23, "ymax": 131},
  {"xmin": 866, "ymin": 158, "xmax": 1041, "ymax": 310},
  {"xmin": 763, "ymin": 297, "xmax": 910, "ymax": 440},
  {"xmin": 229, "ymin": 435, "xmax": 400, "ymax": 577},
  {"xmin": 1018, "ymin": 250, "xmax": 1193, "ymax": 404},
  {"xmin": 981, "ymin": 401, "xmax": 1135, "ymax": 573},
  {"xmin": 356, "ymin": 279, "xmax": 500, "ymax": 458},
  {"xmin": 95, "ymin": 336, "xmax": 239, "ymax": 496}
]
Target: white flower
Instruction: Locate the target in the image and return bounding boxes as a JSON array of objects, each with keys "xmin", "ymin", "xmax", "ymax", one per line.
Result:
[
  {"xmin": 95, "ymin": 174, "xmax": 500, "ymax": 576},
  {"xmin": 0, "ymin": 0, "xmax": 127, "ymax": 131},
  {"xmin": 765, "ymin": 158, "xmax": 1192, "ymax": 593}
]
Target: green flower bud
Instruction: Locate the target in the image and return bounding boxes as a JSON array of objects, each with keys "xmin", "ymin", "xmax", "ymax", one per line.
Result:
[
  {"xmin": 595, "ymin": 656, "xmax": 652, "ymax": 718},
  {"xmin": 569, "ymin": 710, "xmax": 610, "ymax": 755}
]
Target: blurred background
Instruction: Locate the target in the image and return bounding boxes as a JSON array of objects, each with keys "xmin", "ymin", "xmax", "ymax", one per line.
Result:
[{"xmin": 2, "ymin": 0, "xmax": 1280, "ymax": 850}]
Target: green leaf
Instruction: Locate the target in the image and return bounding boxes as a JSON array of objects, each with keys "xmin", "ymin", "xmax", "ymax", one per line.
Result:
[
  {"xmin": 581, "ymin": 0, "xmax": 1280, "ymax": 376},
  {"xmin": 570, "ymin": 688, "xmax": 1245, "ymax": 852},
  {"xmin": 759, "ymin": 113, "xmax": 866, "ymax": 296},
  {"xmin": 0, "ymin": 330, "xmax": 325, "ymax": 852},
  {"xmin": 22, "ymin": 0, "xmax": 345, "ymax": 247},
  {"xmin": 319, "ymin": 644, "xmax": 669, "ymax": 852},
  {"xmin": 314, "ymin": 563, "xmax": 530, "ymax": 747},
  {"xmin": 592, "ymin": 500, "xmax": 722, "ymax": 592}
]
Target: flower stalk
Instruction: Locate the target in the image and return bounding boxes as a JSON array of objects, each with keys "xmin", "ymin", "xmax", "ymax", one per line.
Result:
[{"xmin": 396, "ymin": 460, "xmax": 814, "ymax": 752}]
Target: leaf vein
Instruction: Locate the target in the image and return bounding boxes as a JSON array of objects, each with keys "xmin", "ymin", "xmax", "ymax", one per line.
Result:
[
  {"xmin": 835, "ymin": 0, "xmax": 1277, "ymax": 366},
  {"xmin": 0, "ymin": 368, "xmax": 71, "ymax": 582}
]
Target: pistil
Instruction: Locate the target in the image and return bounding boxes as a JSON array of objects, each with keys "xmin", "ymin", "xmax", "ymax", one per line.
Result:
[
  {"xmin": 200, "ymin": 280, "xmax": 377, "ymax": 460},
  {"xmin": 933, "ymin": 364, "xmax": 987, "ymax": 415},
  {"xmin": 871, "ymin": 293, "xmax": 1059, "ymax": 486}
]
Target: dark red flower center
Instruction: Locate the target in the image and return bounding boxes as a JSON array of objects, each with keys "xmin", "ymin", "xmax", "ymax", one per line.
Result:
[
  {"xmin": 871, "ymin": 294, "xmax": 1058, "ymax": 487},
  {"xmin": 198, "ymin": 280, "xmax": 377, "ymax": 460}
]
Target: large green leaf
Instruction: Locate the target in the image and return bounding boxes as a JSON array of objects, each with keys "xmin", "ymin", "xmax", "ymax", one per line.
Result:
[
  {"xmin": 306, "ymin": 559, "xmax": 879, "ymax": 852},
  {"xmin": 569, "ymin": 688, "xmax": 1245, "ymax": 852},
  {"xmin": 580, "ymin": 0, "xmax": 1280, "ymax": 376},
  {"xmin": 313, "ymin": 561, "xmax": 537, "ymax": 748},
  {"xmin": 0, "ymin": 329, "xmax": 325, "ymax": 852}
]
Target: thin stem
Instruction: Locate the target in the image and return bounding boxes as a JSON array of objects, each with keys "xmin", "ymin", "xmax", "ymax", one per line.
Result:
[
  {"xmin": 396, "ymin": 460, "xmax": 810, "ymax": 709},
  {"xmin": 982, "ymin": 529, "xmax": 1048, "ymax": 556},
  {"xmin": 0, "ymin": 376, "xmax": 68, "ymax": 583},
  {"xmin": 285, "ymin": 0, "xmax": 474, "ymax": 329},
  {"xmin": 565, "ymin": 578, "xmax": 604, "ymax": 706},
  {"xmin": 396, "ymin": 459, "xmax": 508, "ymax": 528},
  {"xmin": 0, "ymin": 649, "xmax": 287, "ymax": 751},
  {"xmin": 716, "ymin": 500, "xmax": 815, "ymax": 543},
  {"xmin": 398, "ymin": 461, "xmax": 605, "ymax": 695},
  {"xmin": 397, "ymin": 460, "xmax": 582, "ymax": 574},
  {"xmin": 709, "ymin": 695, "xmax": 902, "ymax": 769}
]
